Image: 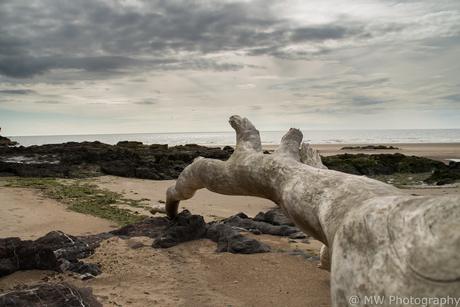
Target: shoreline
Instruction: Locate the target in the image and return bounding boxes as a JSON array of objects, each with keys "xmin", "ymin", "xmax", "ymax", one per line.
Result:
[{"xmin": 259, "ymin": 142, "xmax": 460, "ymax": 163}]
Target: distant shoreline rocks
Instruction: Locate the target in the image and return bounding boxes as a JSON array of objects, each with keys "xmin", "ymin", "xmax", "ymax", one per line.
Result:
[
  {"xmin": 0, "ymin": 136, "xmax": 18, "ymax": 147},
  {"xmin": 0, "ymin": 140, "xmax": 458, "ymax": 185},
  {"xmin": 341, "ymin": 145, "xmax": 400, "ymax": 150},
  {"xmin": 0, "ymin": 140, "xmax": 232, "ymax": 180}
]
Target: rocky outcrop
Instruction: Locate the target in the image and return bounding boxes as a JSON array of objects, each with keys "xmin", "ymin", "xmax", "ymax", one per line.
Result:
[
  {"xmin": 1, "ymin": 208, "xmax": 312, "ymax": 279},
  {"xmin": 424, "ymin": 161, "xmax": 460, "ymax": 185},
  {"xmin": 0, "ymin": 282, "xmax": 103, "ymax": 307},
  {"xmin": 0, "ymin": 231, "xmax": 105, "ymax": 278},
  {"xmin": 0, "ymin": 139, "xmax": 451, "ymax": 183},
  {"xmin": 0, "ymin": 237, "xmax": 59, "ymax": 277},
  {"xmin": 0, "ymin": 207, "xmax": 315, "ymax": 306},
  {"xmin": 321, "ymin": 152, "xmax": 447, "ymax": 176},
  {"xmin": 221, "ymin": 211, "xmax": 307, "ymax": 238},
  {"xmin": 111, "ymin": 209, "xmax": 282, "ymax": 253},
  {"xmin": 151, "ymin": 210, "xmax": 208, "ymax": 248},
  {"xmin": 205, "ymin": 223, "xmax": 272, "ymax": 254},
  {"xmin": 0, "ymin": 136, "xmax": 18, "ymax": 147},
  {"xmin": 0, "ymin": 141, "xmax": 231, "ymax": 180}
]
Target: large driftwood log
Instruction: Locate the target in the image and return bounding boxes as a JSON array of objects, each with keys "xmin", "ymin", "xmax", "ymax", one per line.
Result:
[{"xmin": 151, "ymin": 115, "xmax": 460, "ymax": 306}]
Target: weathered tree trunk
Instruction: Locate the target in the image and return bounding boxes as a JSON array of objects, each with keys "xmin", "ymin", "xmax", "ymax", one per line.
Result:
[{"xmin": 151, "ymin": 115, "xmax": 460, "ymax": 307}]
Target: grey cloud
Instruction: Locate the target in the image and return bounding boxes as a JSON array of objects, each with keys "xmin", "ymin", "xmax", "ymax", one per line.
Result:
[
  {"xmin": 291, "ymin": 26, "xmax": 349, "ymax": 42},
  {"xmin": 0, "ymin": 0, "xmax": 371, "ymax": 79},
  {"xmin": 1, "ymin": 0, "xmax": 458, "ymax": 80},
  {"xmin": 348, "ymin": 96, "xmax": 392, "ymax": 107},
  {"xmin": 0, "ymin": 53, "xmax": 242, "ymax": 78},
  {"xmin": 134, "ymin": 99, "xmax": 158, "ymax": 105},
  {"xmin": 439, "ymin": 94, "xmax": 460, "ymax": 102},
  {"xmin": 0, "ymin": 89, "xmax": 36, "ymax": 95},
  {"xmin": 0, "ymin": 55, "xmax": 53, "ymax": 78}
]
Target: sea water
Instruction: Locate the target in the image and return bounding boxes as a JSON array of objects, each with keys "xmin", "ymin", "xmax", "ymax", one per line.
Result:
[{"xmin": 6, "ymin": 129, "xmax": 460, "ymax": 147}]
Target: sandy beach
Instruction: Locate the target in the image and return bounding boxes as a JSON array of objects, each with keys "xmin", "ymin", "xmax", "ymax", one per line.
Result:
[{"xmin": 0, "ymin": 143, "xmax": 459, "ymax": 306}]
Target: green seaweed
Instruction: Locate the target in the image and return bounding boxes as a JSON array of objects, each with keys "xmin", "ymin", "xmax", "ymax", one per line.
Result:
[
  {"xmin": 368, "ymin": 172, "xmax": 433, "ymax": 188},
  {"xmin": 4, "ymin": 177, "xmax": 150, "ymax": 226}
]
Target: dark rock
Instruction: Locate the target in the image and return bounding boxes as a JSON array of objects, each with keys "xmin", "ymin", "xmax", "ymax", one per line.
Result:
[
  {"xmin": 253, "ymin": 207, "xmax": 296, "ymax": 226},
  {"xmin": 151, "ymin": 210, "xmax": 207, "ymax": 248},
  {"xmin": 35, "ymin": 230, "xmax": 101, "ymax": 262},
  {"xmin": 205, "ymin": 223, "xmax": 272, "ymax": 254},
  {"xmin": 0, "ymin": 231, "xmax": 106, "ymax": 278},
  {"xmin": 0, "ymin": 161, "xmax": 70, "ymax": 178},
  {"xmin": 101, "ymin": 160, "xmax": 137, "ymax": 177},
  {"xmin": 0, "ymin": 140, "xmax": 231, "ymax": 180},
  {"xmin": 116, "ymin": 141, "xmax": 145, "ymax": 148},
  {"xmin": 322, "ymin": 153, "xmax": 447, "ymax": 176},
  {"xmin": 424, "ymin": 162, "xmax": 460, "ymax": 185},
  {"xmin": 0, "ymin": 237, "xmax": 60, "ymax": 278},
  {"xmin": 341, "ymin": 145, "xmax": 400, "ymax": 150},
  {"xmin": 61, "ymin": 260, "xmax": 102, "ymax": 276},
  {"xmin": 0, "ymin": 136, "xmax": 18, "ymax": 147},
  {"xmin": 449, "ymin": 161, "xmax": 460, "ymax": 170},
  {"xmin": 108, "ymin": 209, "xmax": 273, "ymax": 254},
  {"xmin": 222, "ymin": 214, "xmax": 301, "ymax": 237},
  {"xmin": 0, "ymin": 282, "xmax": 102, "ymax": 306},
  {"xmin": 0, "ymin": 208, "xmax": 307, "ymax": 278},
  {"xmin": 436, "ymin": 178, "xmax": 454, "ymax": 185}
]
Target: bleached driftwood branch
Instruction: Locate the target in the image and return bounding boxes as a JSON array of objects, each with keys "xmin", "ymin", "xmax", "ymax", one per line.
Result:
[{"xmin": 151, "ymin": 115, "xmax": 459, "ymax": 306}]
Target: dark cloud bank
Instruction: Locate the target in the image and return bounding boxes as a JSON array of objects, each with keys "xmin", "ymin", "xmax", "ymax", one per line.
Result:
[{"xmin": 0, "ymin": 0, "xmax": 401, "ymax": 79}]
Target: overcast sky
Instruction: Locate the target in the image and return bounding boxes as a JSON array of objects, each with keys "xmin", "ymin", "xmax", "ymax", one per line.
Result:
[{"xmin": 1, "ymin": 0, "xmax": 459, "ymax": 136}]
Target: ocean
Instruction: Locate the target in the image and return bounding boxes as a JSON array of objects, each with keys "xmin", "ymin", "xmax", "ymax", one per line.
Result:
[{"xmin": 6, "ymin": 129, "xmax": 460, "ymax": 147}]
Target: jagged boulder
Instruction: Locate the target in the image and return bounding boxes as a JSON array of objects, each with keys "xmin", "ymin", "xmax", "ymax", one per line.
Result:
[
  {"xmin": 205, "ymin": 223, "xmax": 272, "ymax": 254},
  {"xmin": 0, "ymin": 231, "xmax": 105, "ymax": 278},
  {"xmin": 0, "ymin": 283, "xmax": 102, "ymax": 307},
  {"xmin": 0, "ymin": 237, "xmax": 59, "ymax": 277},
  {"xmin": 151, "ymin": 210, "xmax": 208, "ymax": 248}
]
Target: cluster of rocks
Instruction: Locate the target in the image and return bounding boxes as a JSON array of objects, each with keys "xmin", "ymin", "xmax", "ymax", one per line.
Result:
[
  {"xmin": 341, "ymin": 145, "xmax": 400, "ymax": 150},
  {"xmin": 0, "ymin": 136, "xmax": 18, "ymax": 147},
  {"xmin": 0, "ymin": 208, "xmax": 315, "ymax": 304},
  {"xmin": 322, "ymin": 153, "xmax": 446, "ymax": 176},
  {"xmin": 322, "ymin": 153, "xmax": 460, "ymax": 185},
  {"xmin": 1, "ymin": 140, "xmax": 457, "ymax": 185},
  {"xmin": 424, "ymin": 161, "xmax": 460, "ymax": 185},
  {"xmin": 0, "ymin": 141, "xmax": 232, "ymax": 180},
  {"xmin": 0, "ymin": 230, "xmax": 106, "ymax": 279},
  {"xmin": 112, "ymin": 207, "xmax": 312, "ymax": 255}
]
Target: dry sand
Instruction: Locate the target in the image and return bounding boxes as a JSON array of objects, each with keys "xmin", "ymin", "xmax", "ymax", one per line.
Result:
[{"xmin": 1, "ymin": 143, "xmax": 459, "ymax": 306}]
